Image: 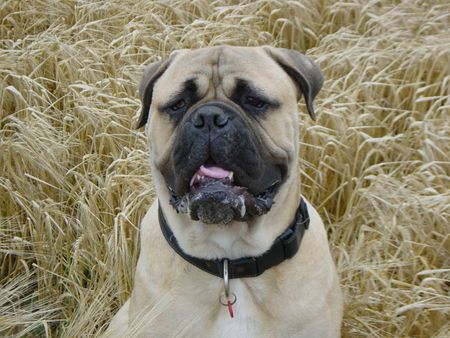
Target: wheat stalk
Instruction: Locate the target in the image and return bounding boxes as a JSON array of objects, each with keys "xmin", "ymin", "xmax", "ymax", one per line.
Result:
[{"xmin": 1, "ymin": 0, "xmax": 449, "ymax": 336}]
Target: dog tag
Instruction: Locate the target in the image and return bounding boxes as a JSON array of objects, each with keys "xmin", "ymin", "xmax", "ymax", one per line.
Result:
[
  {"xmin": 227, "ymin": 300, "xmax": 234, "ymax": 318},
  {"xmin": 219, "ymin": 293, "xmax": 237, "ymax": 319}
]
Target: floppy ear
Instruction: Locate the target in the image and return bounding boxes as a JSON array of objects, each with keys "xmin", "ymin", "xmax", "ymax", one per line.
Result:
[
  {"xmin": 263, "ymin": 46, "xmax": 323, "ymax": 120},
  {"xmin": 136, "ymin": 59, "xmax": 170, "ymax": 129}
]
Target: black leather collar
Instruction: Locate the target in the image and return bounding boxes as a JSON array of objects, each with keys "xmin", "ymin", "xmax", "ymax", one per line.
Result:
[{"xmin": 158, "ymin": 198, "xmax": 310, "ymax": 279}]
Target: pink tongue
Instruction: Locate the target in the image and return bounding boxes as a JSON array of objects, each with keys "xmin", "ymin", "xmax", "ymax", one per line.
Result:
[{"xmin": 198, "ymin": 165, "xmax": 230, "ymax": 178}]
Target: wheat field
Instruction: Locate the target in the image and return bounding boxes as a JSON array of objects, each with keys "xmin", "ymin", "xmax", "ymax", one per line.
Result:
[{"xmin": 1, "ymin": 0, "xmax": 449, "ymax": 337}]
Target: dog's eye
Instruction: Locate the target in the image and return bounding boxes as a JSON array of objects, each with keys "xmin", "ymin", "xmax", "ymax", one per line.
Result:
[
  {"xmin": 170, "ymin": 99, "xmax": 186, "ymax": 111},
  {"xmin": 245, "ymin": 96, "xmax": 267, "ymax": 109}
]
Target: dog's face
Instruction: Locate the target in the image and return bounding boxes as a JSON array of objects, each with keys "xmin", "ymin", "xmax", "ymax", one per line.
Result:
[{"xmin": 138, "ymin": 46, "xmax": 322, "ymax": 225}]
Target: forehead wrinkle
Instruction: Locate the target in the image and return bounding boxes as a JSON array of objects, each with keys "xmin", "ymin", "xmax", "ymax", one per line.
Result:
[{"xmin": 211, "ymin": 49, "xmax": 224, "ymax": 97}]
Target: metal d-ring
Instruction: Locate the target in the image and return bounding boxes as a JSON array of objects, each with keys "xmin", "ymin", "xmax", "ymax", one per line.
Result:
[
  {"xmin": 220, "ymin": 260, "xmax": 237, "ymax": 307},
  {"xmin": 223, "ymin": 259, "xmax": 230, "ymax": 298}
]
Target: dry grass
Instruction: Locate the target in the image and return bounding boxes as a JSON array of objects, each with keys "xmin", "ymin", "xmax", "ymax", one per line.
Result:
[{"xmin": 1, "ymin": 0, "xmax": 449, "ymax": 337}]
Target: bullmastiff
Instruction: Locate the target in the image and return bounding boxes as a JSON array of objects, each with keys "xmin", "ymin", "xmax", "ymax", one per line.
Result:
[{"xmin": 107, "ymin": 46, "xmax": 343, "ymax": 337}]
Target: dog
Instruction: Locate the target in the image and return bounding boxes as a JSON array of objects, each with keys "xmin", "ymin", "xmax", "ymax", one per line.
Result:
[{"xmin": 107, "ymin": 46, "xmax": 343, "ymax": 337}]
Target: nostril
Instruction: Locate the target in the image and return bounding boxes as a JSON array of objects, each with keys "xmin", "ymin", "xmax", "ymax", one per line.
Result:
[
  {"xmin": 192, "ymin": 114, "xmax": 205, "ymax": 128},
  {"xmin": 214, "ymin": 114, "xmax": 229, "ymax": 128}
]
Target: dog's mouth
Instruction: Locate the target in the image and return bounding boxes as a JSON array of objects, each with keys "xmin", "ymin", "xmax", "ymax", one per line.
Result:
[{"xmin": 169, "ymin": 163, "xmax": 279, "ymax": 225}]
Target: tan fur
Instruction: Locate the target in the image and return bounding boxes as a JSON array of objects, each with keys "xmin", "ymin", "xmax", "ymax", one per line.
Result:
[{"xmin": 107, "ymin": 46, "xmax": 343, "ymax": 337}]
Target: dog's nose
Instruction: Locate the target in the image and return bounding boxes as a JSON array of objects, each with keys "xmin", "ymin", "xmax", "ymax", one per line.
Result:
[{"xmin": 191, "ymin": 104, "xmax": 229, "ymax": 130}]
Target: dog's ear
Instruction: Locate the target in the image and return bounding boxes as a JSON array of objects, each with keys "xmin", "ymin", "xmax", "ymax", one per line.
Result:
[
  {"xmin": 263, "ymin": 46, "xmax": 323, "ymax": 120},
  {"xmin": 136, "ymin": 59, "xmax": 170, "ymax": 129}
]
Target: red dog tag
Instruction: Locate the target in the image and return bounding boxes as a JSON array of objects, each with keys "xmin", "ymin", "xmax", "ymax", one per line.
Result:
[
  {"xmin": 220, "ymin": 292, "xmax": 237, "ymax": 319},
  {"xmin": 227, "ymin": 300, "xmax": 234, "ymax": 318}
]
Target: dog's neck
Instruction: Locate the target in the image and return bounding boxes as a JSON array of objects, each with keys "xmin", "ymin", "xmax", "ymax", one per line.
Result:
[{"xmin": 153, "ymin": 170, "xmax": 302, "ymax": 260}]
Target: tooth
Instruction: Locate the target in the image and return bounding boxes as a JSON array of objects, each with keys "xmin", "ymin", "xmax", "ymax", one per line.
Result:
[
  {"xmin": 240, "ymin": 203, "xmax": 246, "ymax": 218},
  {"xmin": 228, "ymin": 172, "xmax": 234, "ymax": 181},
  {"xmin": 186, "ymin": 196, "xmax": 191, "ymax": 214},
  {"xmin": 239, "ymin": 196, "xmax": 246, "ymax": 217}
]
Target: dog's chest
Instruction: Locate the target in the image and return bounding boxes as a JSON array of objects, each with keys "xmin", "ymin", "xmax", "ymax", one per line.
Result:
[
  {"xmin": 208, "ymin": 281, "xmax": 273, "ymax": 337},
  {"xmin": 168, "ymin": 278, "xmax": 296, "ymax": 338}
]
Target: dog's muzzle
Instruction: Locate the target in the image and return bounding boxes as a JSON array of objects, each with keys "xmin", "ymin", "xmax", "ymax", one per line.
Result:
[{"xmin": 165, "ymin": 102, "xmax": 286, "ymax": 224}]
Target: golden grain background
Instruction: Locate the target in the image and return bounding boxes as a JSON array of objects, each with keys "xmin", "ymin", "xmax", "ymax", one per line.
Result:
[{"xmin": 1, "ymin": 0, "xmax": 449, "ymax": 337}]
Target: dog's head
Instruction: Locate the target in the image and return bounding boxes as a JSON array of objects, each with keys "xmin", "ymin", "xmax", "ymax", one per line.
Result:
[{"xmin": 137, "ymin": 46, "xmax": 322, "ymax": 225}]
